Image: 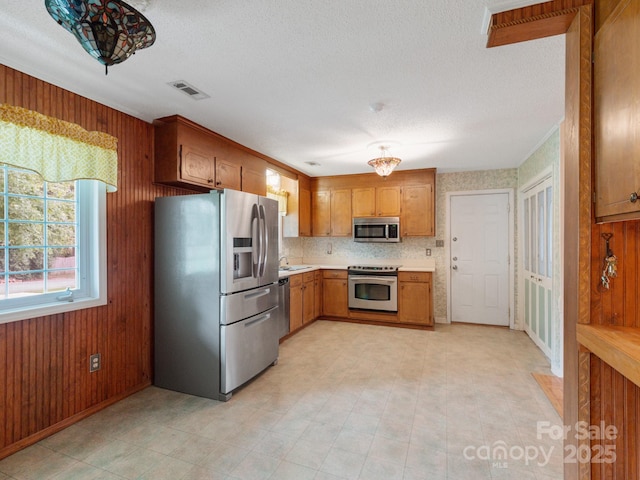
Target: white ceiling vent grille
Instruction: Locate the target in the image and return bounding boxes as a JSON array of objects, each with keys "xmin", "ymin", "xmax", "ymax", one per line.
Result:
[{"xmin": 168, "ymin": 80, "xmax": 210, "ymax": 100}]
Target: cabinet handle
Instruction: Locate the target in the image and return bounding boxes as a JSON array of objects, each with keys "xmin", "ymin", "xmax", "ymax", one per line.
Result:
[
  {"xmin": 208, "ymin": 178, "xmax": 214, "ymax": 184},
  {"xmin": 631, "ymin": 192, "xmax": 639, "ymax": 203},
  {"xmin": 216, "ymin": 180, "xmax": 221, "ymax": 186}
]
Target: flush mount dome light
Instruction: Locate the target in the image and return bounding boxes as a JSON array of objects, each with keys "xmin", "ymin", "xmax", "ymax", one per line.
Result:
[{"xmin": 45, "ymin": 0, "xmax": 156, "ymax": 75}]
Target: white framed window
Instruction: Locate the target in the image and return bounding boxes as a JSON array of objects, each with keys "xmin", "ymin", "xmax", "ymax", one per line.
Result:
[{"xmin": 0, "ymin": 166, "xmax": 107, "ymax": 324}]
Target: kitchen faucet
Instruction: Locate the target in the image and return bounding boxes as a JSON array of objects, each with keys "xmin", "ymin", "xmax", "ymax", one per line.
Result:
[{"xmin": 279, "ymin": 256, "xmax": 289, "ymax": 266}]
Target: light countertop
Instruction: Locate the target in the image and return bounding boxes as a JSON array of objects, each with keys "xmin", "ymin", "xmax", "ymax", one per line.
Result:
[{"xmin": 278, "ymin": 263, "xmax": 435, "ymax": 278}]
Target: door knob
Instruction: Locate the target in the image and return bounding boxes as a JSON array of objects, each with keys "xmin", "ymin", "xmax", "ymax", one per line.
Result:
[{"xmin": 452, "ymin": 265, "xmax": 458, "ymax": 270}]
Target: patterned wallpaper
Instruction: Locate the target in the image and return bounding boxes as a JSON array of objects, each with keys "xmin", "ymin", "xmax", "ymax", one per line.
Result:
[
  {"xmin": 283, "ymin": 168, "xmax": 518, "ymax": 322},
  {"xmin": 282, "ymin": 130, "xmax": 561, "ymax": 370}
]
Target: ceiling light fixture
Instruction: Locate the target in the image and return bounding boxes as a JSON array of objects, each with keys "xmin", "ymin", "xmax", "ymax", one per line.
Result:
[
  {"xmin": 45, "ymin": 0, "xmax": 156, "ymax": 75},
  {"xmin": 368, "ymin": 145, "xmax": 401, "ymax": 178}
]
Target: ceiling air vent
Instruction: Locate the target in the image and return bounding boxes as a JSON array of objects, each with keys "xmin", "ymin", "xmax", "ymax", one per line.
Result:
[{"xmin": 168, "ymin": 80, "xmax": 210, "ymax": 100}]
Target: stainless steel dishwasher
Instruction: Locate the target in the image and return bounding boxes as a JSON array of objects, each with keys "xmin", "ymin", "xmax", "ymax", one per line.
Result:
[{"xmin": 277, "ymin": 277, "xmax": 290, "ymax": 339}]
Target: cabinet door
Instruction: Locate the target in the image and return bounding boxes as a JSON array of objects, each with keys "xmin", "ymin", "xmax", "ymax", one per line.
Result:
[
  {"xmin": 594, "ymin": 0, "xmax": 640, "ymax": 220},
  {"xmin": 314, "ymin": 271, "xmax": 322, "ymax": 318},
  {"xmin": 376, "ymin": 186, "xmax": 401, "ymax": 216},
  {"xmin": 322, "ymin": 277, "xmax": 349, "ymax": 317},
  {"xmin": 289, "ymin": 275, "xmax": 303, "ymax": 332},
  {"xmin": 302, "ymin": 276, "xmax": 315, "ymax": 324},
  {"xmin": 299, "ymin": 187, "xmax": 312, "ymax": 236},
  {"xmin": 402, "ymin": 184, "xmax": 434, "ymax": 236},
  {"xmin": 241, "ymin": 167, "xmax": 266, "ymax": 196},
  {"xmin": 398, "ymin": 277, "xmax": 433, "ymax": 326},
  {"xmin": 352, "ymin": 188, "xmax": 376, "ymax": 217},
  {"xmin": 312, "ymin": 191, "xmax": 331, "ymax": 236},
  {"xmin": 215, "ymin": 158, "xmax": 241, "ymax": 190},
  {"xmin": 331, "ymin": 189, "xmax": 352, "ymax": 236},
  {"xmin": 180, "ymin": 145, "xmax": 215, "ymax": 187}
]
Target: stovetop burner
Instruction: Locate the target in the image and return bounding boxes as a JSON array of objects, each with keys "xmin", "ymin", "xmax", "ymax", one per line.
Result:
[{"xmin": 347, "ymin": 265, "xmax": 401, "ymax": 275}]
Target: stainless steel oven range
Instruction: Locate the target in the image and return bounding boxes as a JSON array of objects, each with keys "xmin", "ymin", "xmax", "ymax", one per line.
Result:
[{"xmin": 347, "ymin": 265, "xmax": 400, "ymax": 312}]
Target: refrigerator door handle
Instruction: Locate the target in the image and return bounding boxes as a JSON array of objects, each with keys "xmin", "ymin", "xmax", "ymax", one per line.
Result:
[
  {"xmin": 258, "ymin": 204, "xmax": 268, "ymax": 277},
  {"xmin": 251, "ymin": 203, "xmax": 260, "ymax": 278}
]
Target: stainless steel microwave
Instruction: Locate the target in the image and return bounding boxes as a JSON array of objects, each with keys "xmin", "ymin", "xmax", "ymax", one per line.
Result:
[{"xmin": 353, "ymin": 217, "xmax": 400, "ymax": 243}]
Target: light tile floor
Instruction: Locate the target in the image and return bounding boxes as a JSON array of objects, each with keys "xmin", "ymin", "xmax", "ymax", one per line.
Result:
[{"xmin": 0, "ymin": 321, "xmax": 564, "ymax": 480}]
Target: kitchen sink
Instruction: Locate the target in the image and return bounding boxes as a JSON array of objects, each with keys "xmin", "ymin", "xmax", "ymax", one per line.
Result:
[{"xmin": 279, "ymin": 265, "xmax": 311, "ymax": 271}]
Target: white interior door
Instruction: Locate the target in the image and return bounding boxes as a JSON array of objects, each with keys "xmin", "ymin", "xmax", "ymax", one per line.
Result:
[
  {"xmin": 522, "ymin": 177, "xmax": 553, "ymax": 358},
  {"xmin": 450, "ymin": 192, "xmax": 510, "ymax": 326}
]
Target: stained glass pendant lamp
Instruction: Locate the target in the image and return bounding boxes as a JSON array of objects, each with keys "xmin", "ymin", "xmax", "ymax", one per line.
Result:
[{"xmin": 45, "ymin": 0, "xmax": 156, "ymax": 75}]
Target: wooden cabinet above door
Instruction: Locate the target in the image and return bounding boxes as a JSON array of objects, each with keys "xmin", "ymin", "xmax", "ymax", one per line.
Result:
[{"xmin": 594, "ymin": 0, "xmax": 640, "ymax": 222}]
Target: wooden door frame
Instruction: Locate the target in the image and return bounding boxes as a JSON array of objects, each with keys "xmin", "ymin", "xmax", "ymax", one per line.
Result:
[{"xmin": 445, "ymin": 189, "xmax": 515, "ymax": 328}]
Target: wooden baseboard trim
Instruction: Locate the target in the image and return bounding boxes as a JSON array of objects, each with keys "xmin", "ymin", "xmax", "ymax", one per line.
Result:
[
  {"xmin": 0, "ymin": 381, "xmax": 152, "ymax": 461},
  {"xmin": 319, "ymin": 316, "xmax": 433, "ymax": 330}
]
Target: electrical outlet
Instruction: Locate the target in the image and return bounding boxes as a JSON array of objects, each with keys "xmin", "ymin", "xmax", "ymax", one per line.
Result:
[
  {"xmin": 89, "ymin": 353, "xmax": 101, "ymax": 372},
  {"xmin": 426, "ymin": 248, "xmax": 431, "ymax": 256},
  {"xmin": 436, "ymin": 240, "xmax": 444, "ymax": 247}
]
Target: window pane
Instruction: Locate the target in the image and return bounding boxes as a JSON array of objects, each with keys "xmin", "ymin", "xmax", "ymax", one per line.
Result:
[
  {"xmin": 8, "ymin": 272, "xmax": 44, "ymax": 296},
  {"xmin": 47, "ymin": 182, "xmax": 75, "ymax": 200},
  {"xmin": 8, "ymin": 197, "xmax": 44, "ymax": 221},
  {"xmin": 524, "ymin": 198, "xmax": 529, "ymax": 271},
  {"xmin": 530, "ymin": 194, "xmax": 537, "ymax": 274},
  {"xmin": 47, "ymin": 200, "xmax": 75, "ymax": 223},
  {"xmin": 8, "ymin": 170, "xmax": 44, "ymax": 196},
  {"xmin": 546, "ymin": 185, "xmax": 553, "ymax": 279},
  {"xmin": 47, "ymin": 224, "xmax": 76, "ymax": 247},
  {"xmin": 47, "ymin": 247, "xmax": 76, "ymax": 269},
  {"xmin": 9, "ymin": 247, "xmax": 44, "ymax": 272},
  {"xmin": 538, "ymin": 190, "xmax": 545, "ymax": 276},
  {"xmin": 9, "ymin": 223, "xmax": 44, "ymax": 247}
]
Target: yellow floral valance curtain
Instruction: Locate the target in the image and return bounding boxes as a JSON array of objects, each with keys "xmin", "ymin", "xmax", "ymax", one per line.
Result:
[{"xmin": 0, "ymin": 104, "xmax": 118, "ymax": 192}]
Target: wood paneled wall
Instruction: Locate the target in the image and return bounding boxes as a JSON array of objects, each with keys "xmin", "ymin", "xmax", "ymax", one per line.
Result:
[
  {"xmin": 0, "ymin": 65, "xmax": 180, "ymax": 458},
  {"xmin": 591, "ymin": 221, "xmax": 640, "ymax": 328},
  {"xmin": 588, "ymin": 220, "xmax": 640, "ymax": 480}
]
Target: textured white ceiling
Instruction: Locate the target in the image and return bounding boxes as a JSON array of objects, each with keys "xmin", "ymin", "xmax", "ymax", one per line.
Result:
[{"xmin": 0, "ymin": 0, "xmax": 565, "ymax": 176}]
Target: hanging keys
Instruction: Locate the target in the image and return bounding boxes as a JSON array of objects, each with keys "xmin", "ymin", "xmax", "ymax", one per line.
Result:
[
  {"xmin": 600, "ymin": 233, "xmax": 617, "ymax": 289},
  {"xmin": 605, "ymin": 254, "xmax": 618, "ymax": 278}
]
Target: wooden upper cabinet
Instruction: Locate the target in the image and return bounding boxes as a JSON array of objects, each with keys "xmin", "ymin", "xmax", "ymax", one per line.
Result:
[
  {"xmin": 312, "ymin": 189, "xmax": 351, "ymax": 236},
  {"xmin": 240, "ymin": 154, "xmax": 267, "ymax": 196},
  {"xmin": 153, "ymin": 115, "xmax": 266, "ymax": 194},
  {"xmin": 402, "ymin": 183, "xmax": 434, "ymax": 236},
  {"xmin": 331, "ymin": 189, "xmax": 352, "ymax": 236},
  {"xmin": 352, "ymin": 186, "xmax": 401, "ymax": 217},
  {"xmin": 352, "ymin": 187, "xmax": 376, "ymax": 216},
  {"xmin": 215, "ymin": 157, "xmax": 241, "ymax": 190},
  {"xmin": 312, "ymin": 190, "xmax": 332, "ymax": 236},
  {"xmin": 299, "ymin": 187, "xmax": 311, "ymax": 236},
  {"xmin": 180, "ymin": 144, "xmax": 215, "ymax": 187},
  {"xmin": 376, "ymin": 186, "xmax": 401, "ymax": 216},
  {"xmin": 594, "ymin": 0, "xmax": 640, "ymax": 222}
]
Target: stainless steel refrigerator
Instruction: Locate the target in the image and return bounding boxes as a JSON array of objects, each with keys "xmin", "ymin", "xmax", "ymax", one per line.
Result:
[{"xmin": 154, "ymin": 189, "xmax": 280, "ymax": 401}]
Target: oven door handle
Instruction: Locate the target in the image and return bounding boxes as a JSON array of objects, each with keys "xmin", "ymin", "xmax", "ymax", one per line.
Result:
[{"xmin": 348, "ymin": 276, "xmax": 397, "ymax": 284}]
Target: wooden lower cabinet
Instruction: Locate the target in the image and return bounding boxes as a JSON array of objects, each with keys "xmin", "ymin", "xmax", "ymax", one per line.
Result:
[
  {"xmin": 289, "ymin": 274, "xmax": 303, "ymax": 332},
  {"xmin": 398, "ymin": 271, "xmax": 433, "ymax": 326},
  {"xmin": 288, "ymin": 271, "xmax": 316, "ymax": 334},
  {"xmin": 302, "ymin": 272, "xmax": 315, "ymax": 324},
  {"xmin": 314, "ymin": 270, "xmax": 322, "ymax": 318},
  {"xmin": 322, "ymin": 270, "xmax": 349, "ymax": 318}
]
